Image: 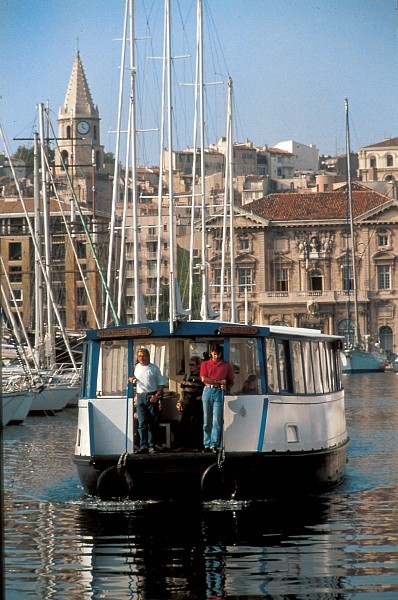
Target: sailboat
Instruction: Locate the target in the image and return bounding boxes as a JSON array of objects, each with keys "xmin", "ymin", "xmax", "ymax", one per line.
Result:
[
  {"xmin": 73, "ymin": 0, "xmax": 349, "ymax": 502},
  {"xmin": 340, "ymin": 99, "xmax": 386, "ymax": 374}
]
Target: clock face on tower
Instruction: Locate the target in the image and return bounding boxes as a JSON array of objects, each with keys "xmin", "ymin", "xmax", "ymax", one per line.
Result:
[{"xmin": 77, "ymin": 120, "xmax": 90, "ymax": 135}]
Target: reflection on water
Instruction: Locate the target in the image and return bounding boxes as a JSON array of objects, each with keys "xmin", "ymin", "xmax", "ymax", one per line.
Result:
[{"xmin": 4, "ymin": 372, "xmax": 398, "ymax": 598}]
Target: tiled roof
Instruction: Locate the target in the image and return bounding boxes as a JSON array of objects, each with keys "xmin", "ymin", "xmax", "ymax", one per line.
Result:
[
  {"xmin": 0, "ymin": 197, "xmax": 73, "ymax": 215},
  {"xmin": 361, "ymin": 137, "xmax": 398, "ymax": 149},
  {"xmin": 244, "ymin": 189, "xmax": 393, "ymax": 222}
]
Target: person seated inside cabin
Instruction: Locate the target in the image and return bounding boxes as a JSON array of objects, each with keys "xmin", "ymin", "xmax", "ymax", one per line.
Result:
[
  {"xmin": 176, "ymin": 356, "xmax": 204, "ymax": 450},
  {"xmin": 240, "ymin": 374, "xmax": 258, "ymax": 394}
]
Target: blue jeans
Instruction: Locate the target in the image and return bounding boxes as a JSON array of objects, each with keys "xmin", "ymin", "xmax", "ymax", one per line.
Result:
[
  {"xmin": 202, "ymin": 386, "xmax": 223, "ymax": 448},
  {"xmin": 136, "ymin": 393, "xmax": 159, "ymax": 449}
]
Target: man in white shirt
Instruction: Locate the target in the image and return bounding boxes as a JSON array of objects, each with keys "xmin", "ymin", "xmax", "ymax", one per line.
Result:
[{"xmin": 130, "ymin": 348, "xmax": 167, "ymax": 454}]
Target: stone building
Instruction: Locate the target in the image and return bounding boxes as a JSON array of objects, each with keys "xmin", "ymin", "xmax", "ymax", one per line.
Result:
[
  {"xmin": 204, "ymin": 184, "xmax": 398, "ymax": 356},
  {"xmin": 358, "ymin": 137, "xmax": 398, "ymax": 184}
]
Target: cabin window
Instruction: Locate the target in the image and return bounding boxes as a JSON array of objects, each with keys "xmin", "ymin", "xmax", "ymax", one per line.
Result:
[
  {"xmin": 378, "ymin": 265, "xmax": 391, "ymax": 290},
  {"xmin": 319, "ymin": 341, "xmax": 331, "ymax": 393},
  {"xmin": 277, "ymin": 339, "xmax": 293, "ymax": 393},
  {"xmin": 291, "ymin": 340, "xmax": 306, "ymax": 393},
  {"xmin": 229, "ymin": 338, "xmax": 261, "ymax": 394},
  {"xmin": 311, "ymin": 342, "xmax": 324, "ymax": 393},
  {"xmin": 133, "ymin": 341, "xmax": 170, "ymax": 382},
  {"xmin": 266, "ymin": 338, "xmax": 279, "ymax": 393},
  {"xmin": 99, "ymin": 340, "xmax": 129, "ymax": 396},
  {"xmin": 302, "ymin": 342, "xmax": 315, "ymax": 393}
]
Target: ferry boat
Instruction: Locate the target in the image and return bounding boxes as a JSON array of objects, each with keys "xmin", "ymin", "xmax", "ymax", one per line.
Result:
[{"xmin": 74, "ymin": 320, "xmax": 349, "ymax": 501}]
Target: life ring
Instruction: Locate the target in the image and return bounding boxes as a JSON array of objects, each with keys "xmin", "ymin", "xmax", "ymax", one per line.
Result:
[
  {"xmin": 200, "ymin": 463, "xmax": 237, "ymax": 501},
  {"xmin": 96, "ymin": 466, "xmax": 133, "ymax": 501}
]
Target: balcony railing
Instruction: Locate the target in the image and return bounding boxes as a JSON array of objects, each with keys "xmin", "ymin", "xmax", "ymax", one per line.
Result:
[{"xmin": 258, "ymin": 290, "xmax": 371, "ymax": 305}]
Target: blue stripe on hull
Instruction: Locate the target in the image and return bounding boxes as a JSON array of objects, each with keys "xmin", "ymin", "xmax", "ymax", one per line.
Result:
[{"xmin": 257, "ymin": 397, "xmax": 268, "ymax": 452}]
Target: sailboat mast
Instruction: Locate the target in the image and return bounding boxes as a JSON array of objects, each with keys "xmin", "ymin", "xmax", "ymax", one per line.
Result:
[
  {"xmin": 38, "ymin": 103, "xmax": 56, "ymax": 368},
  {"xmin": 198, "ymin": 0, "xmax": 210, "ymax": 321},
  {"xmin": 166, "ymin": 0, "xmax": 176, "ymax": 332},
  {"xmin": 227, "ymin": 77, "xmax": 236, "ymax": 322},
  {"xmin": 104, "ymin": 0, "xmax": 129, "ymax": 327},
  {"xmin": 33, "ymin": 131, "xmax": 43, "ymax": 363},
  {"xmin": 345, "ymin": 98, "xmax": 361, "ymax": 347}
]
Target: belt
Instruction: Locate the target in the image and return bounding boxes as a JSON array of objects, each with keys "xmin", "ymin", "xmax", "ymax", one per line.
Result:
[{"xmin": 205, "ymin": 384, "xmax": 220, "ymax": 389}]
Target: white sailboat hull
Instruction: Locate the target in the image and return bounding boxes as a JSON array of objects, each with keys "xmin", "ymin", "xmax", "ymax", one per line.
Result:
[
  {"xmin": 29, "ymin": 385, "xmax": 79, "ymax": 413},
  {"xmin": 2, "ymin": 390, "xmax": 34, "ymax": 426}
]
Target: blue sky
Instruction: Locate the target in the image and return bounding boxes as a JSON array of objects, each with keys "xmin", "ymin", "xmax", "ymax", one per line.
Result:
[{"xmin": 1, "ymin": 0, "xmax": 397, "ymax": 165}]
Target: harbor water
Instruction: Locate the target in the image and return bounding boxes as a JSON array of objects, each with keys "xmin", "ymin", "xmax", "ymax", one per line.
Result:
[{"xmin": 3, "ymin": 371, "xmax": 398, "ymax": 599}]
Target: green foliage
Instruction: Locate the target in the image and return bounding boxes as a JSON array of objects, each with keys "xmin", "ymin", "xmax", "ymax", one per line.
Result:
[{"xmin": 14, "ymin": 144, "xmax": 55, "ymax": 178}]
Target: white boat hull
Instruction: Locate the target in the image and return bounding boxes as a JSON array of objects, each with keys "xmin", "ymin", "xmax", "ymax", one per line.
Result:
[
  {"xmin": 341, "ymin": 348, "xmax": 386, "ymax": 373},
  {"xmin": 2, "ymin": 390, "xmax": 34, "ymax": 426},
  {"xmin": 29, "ymin": 385, "xmax": 79, "ymax": 414}
]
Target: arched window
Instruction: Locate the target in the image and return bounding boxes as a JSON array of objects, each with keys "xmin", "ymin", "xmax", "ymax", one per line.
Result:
[
  {"xmin": 66, "ymin": 125, "xmax": 71, "ymax": 139},
  {"xmin": 308, "ymin": 268, "xmax": 323, "ymax": 291},
  {"xmin": 386, "ymin": 155, "xmax": 393, "ymax": 167},
  {"xmin": 379, "ymin": 325, "xmax": 393, "ymax": 355},
  {"xmin": 370, "ymin": 156, "xmax": 377, "ymax": 168},
  {"xmin": 338, "ymin": 319, "xmax": 355, "ymax": 347},
  {"xmin": 61, "ymin": 150, "xmax": 69, "ymax": 169}
]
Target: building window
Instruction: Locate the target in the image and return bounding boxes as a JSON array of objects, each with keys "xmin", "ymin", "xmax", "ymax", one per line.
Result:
[
  {"xmin": 338, "ymin": 319, "xmax": 355, "ymax": 347},
  {"xmin": 341, "ymin": 265, "xmax": 353, "ymax": 291},
  {"xmin": 9, "ymin": 266, "xmax": 22, "ymax": 282},
  {"xmin": 238, "ymin": 267, "xmax": 252, "ymax": 291},
  {"xmin": 387, "ymin": 155, "xmax": 393, "ymax": 167},
  {"xmin": 378, "ymin": 233, "xmax": 388, "ymax": 247},
  {"xmin": 77, "ymin": 310, "xmax": 88, "ymax": 328},
  {"xmin": 379, "ymin": 325, "xmax": 393, "ymax": 355},
  {"xmin": 214, "ymin": 268, "xmax": 229, "ymax": 291},
  {"xmin": 276, "ymin": 268, "xmax": 289, "ymax": 292},
  {"xmin": 378, "ymin": 265, "xmax": 391, "ymax": 290},
  {"xmin": 76, "ymin": 240, "xmax": 86, "ymax": 259},
  {"xmin": 8, "ymin": 242, "xmax": 22, "ymax": 261},
  {"xmin": 77, "ymin": 287, "xmax": 87, "ymax": 306},
  {"xmin": 239, "ymin": 238, "xmax": 249, "ymax": 251},
  {"xmin": 370, "ymin": 156, "xmax": 376, "ymax": 168},
  {"xmin": 52, "ymin": 242, "xmax": 66, "ymax": 260},
  {"xmin": 308, "ymin": 268, "xmax": 323, "ymax": 291},
  {"xmin": 9, "ymin": 289, "xmax": 23, "ymax": 305}
]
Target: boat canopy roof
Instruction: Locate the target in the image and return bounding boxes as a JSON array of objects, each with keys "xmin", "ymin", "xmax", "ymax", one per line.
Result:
[{"xmin": 85, "ymin": 320, "xmax": 343, "ymax": 343}]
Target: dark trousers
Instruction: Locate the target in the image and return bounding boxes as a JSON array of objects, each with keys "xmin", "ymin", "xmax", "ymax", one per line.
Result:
[{"xmin": 136, "ymin": 393, "xmax": 160, "ymax": 449}]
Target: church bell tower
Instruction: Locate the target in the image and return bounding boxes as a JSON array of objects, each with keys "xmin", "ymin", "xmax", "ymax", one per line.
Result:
[{"xmin": 56, "ymin": 51, "xmax": 105, "ymax": 203}]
